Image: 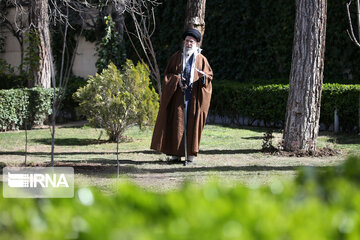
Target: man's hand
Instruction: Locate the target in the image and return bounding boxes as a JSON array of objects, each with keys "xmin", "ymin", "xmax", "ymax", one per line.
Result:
[
  {"xmin": 195, "ymin": 68, "xmax": 206, "ymax": 86},
  {"xmin": 179, "ymin": 76, "xmax": 188, "ymax": 91}
]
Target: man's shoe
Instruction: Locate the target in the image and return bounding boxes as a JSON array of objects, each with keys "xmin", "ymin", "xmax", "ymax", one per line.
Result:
[
  {"xmin": 184, "ymin": 155, "xmax": 196, "ymax": 166},
  {"xmin": 166, "ymin": 155, "xmax": 181, "ymax": 162}
]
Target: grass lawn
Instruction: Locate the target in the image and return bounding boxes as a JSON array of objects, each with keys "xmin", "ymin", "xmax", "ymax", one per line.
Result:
[{"xmin": 0, "ymin": 122, "xmax": 359, "ymax": 192}]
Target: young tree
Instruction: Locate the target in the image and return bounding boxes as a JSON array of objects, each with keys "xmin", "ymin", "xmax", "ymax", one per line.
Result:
[
  {"xmin": 282, "ymin": 0, "xmax": 327, "ymax": 152},
  {"xmin": 184, "ymin": 0, "xmax": 206, "ymax": 46},
  {"xmin": 73, "ymin": 61, "xmax": 159, "ymax": 142}
]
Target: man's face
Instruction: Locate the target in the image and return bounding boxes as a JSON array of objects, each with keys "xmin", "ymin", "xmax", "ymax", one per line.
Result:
[{"xmin": 184, "ymin": 36, "xmax": 197, "ymax": 50}]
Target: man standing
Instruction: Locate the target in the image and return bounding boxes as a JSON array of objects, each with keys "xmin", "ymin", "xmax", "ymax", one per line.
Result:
[{"xmin": 150, "ymin": 28, "xmax": 213, "ymax": 164}]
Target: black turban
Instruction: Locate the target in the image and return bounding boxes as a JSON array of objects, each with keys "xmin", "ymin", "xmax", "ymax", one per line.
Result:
[{"xmin": 183, "ymin": 28, "xmax": 201, "ymax": 42}]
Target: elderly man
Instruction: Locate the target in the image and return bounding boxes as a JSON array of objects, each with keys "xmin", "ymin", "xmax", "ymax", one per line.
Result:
[{"xmin": 150, "ymin": 28, "xmax": 213, "ymax": 164}]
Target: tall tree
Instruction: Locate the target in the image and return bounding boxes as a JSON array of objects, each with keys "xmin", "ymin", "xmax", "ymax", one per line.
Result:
[
  {"xmin": 282, "ymin": 0, "xmax": 327, "ymax": 152},
  {"xmin": 28, "ymin": 0, "xmax": 52, "ymax": 88},
  {"xmin": 184, "ymin": 0, "xmax": 206, "ymax": 46}
]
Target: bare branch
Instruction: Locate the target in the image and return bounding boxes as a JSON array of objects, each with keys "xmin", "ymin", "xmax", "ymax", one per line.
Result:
[
  {"xmin": 346, "ymin": 0, "xmax": 360, "ymax": 47},
  {"xmin": 123, "ymin": 0, "xmax": 162, "ymax": 96}
]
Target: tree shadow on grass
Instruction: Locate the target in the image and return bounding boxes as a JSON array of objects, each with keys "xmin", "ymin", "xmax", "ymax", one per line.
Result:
[
  {"xmin": 326, "ymin": 134, "xmax": 360, "ymax": 145},
  {"xmin": 0, "ymin": 150, "xmax": 161, "ymax": 156},
  {"xmin": 241, "ymin": 136, "xmax": 264, "ymax": 140},
  {"xmin": 0, "ymin": 149, "xmax": 261, "ymax": 156},
  {"xmin": 32, "ymin": 138, "xmax": 110, "ymax": 146},
  {"xmin": 199, "ymin": 149, "xmax": 262, "ymax": 154},
  {"xmin": 48, "ymin": 160, "xmax": 320, "ymax": 177},
  {"xmin": 0, "ymin": 154, "xmax": 329, "ymax": 178}
]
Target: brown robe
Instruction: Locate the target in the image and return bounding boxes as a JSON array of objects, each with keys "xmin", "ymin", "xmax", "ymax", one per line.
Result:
[{"xmin": 150, "ymin": 50, "xmax": 213, "ymax": 156}]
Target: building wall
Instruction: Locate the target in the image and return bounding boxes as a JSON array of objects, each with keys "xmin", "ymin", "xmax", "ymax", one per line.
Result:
[
  {"xmin": 0, "ymin": 8, "xmax": 24, "ymax": 70},
  {"xmin": 0, "ymin": 8, "xmax": 98, "ymax": 79},
  {"xmin": 72, "ymin": 36, "xmax": 98, "ymax": 78}
]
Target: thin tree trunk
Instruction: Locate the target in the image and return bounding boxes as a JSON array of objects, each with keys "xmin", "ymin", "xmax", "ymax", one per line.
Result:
[
  {"xmin": 184, "ymin": 0, "xmax": 206, "ymax": 46},
  {"xmin": 357, "ymin": 0, "xmax": 360, "ymax": 37},
  {"xmin": 28, "ymin": 0, "xmax": 51, "ymax": 88},
  {"xmin": 283, "ymin": 0, "xmax": 327, "ymax": 152}
]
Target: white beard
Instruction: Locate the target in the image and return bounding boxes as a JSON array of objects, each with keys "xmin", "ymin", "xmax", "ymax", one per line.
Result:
[{"xmin": 184, "ymin": 45, "xmax": 197, "ymax": 60}]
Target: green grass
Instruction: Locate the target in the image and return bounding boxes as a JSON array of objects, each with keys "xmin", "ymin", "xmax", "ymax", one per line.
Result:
[{"xmin": 0, "ymin": 123, "xmax": 359, "ymax": 192}]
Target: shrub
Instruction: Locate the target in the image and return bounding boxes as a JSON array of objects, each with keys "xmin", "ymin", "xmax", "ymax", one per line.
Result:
[
  {"xmin": 73, "ymin": 60, "xmax": 159, "ymax": 141},
  {"xmin": 210, "ymin": 80, "xmax": 360, "ymax": 131},
  {"xmin": 0, "ymin": 87, "xmax": 54, "ymax": 131},
  {"xmin": 0, "ymin": 60, "xmax": 27, "ymax": 89}
]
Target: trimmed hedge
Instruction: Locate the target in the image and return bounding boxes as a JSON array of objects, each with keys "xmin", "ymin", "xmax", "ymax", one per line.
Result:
[
  {"xmin": 210, "ymin": 81, "xmax": 360, "ymax": 131},
  {"xmin": 1, "ymin": 155, "xmax": 360, "ymax": 239},
  {"xmin": 0, "ymin": 87, "xmax": 54, "ymax": 131}
]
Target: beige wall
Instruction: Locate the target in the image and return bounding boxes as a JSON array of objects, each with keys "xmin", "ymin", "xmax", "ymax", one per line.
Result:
[
  {"xmin": 0, "ymin": 8, "xmax": 24, "ymax": 70},
  {"xmin": 0, "ymin": 32, "xmax": 98, "ymax": 78},
  {"xmin": 0, "ymin": 7, "xmax": 98, "ymax": 79},
  {"xmin": 72, "ymin": 36, "xmax": 98, "ymax": 78},
  {"xmin": 0, "ymin": 31, "xmax": 22, "ymax": 69}
]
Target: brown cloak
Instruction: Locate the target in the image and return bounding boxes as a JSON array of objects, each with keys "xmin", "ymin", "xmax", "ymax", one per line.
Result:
[{"xmin": 150, "ymin": 50, "xmax": 213, "ymax": 156}]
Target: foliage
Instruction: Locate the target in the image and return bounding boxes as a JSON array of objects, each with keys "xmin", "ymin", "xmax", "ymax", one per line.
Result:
[
  {"xmin": 262, "ymin": 129, "xmax": 277, "ymax": 152},
  {"xmin": 0, "ymin": 87, "xmax": 54, "ymax": 131},
  {"xmin": 73, "ymin": 60, "xmax": 159, "ymax": 141},
  {"xmin": 0, "ymin": 35, "xmax": 5, "ymax": 52},
  {"xmin": 321, "ymin": 84, "xmax": 360, "ymax": 131},
  {"xmin": 1, "ymin": 155, "xmax": 360, "ymax": 239},
  {"xmin": 24, "ymin": 28, "xmax": 41, "ymax": 84},
  {"xmin": 0, "ymin": 65, "xmax": 28, "ymax": 89},
  {"xmin": 210, "ymin": 80, "xmax": 360, "ymax": 131},
  {"xmin": 51, "ymin": 22, "xmax": 79, "ymax": 78},
  {"xmin": 96, "ymin": 16, "xmax": 126, "ymax": 73},
  {"xmin": 57, "ymin": 76, "xmax": 87, "ymax": 120},
  {"xmin": 128, "ymin": 0, "xmax": 360, "ymax": 83},
  {"xmin": 210, "ymin": 81, "xmax": 288, "ymax": 127}
]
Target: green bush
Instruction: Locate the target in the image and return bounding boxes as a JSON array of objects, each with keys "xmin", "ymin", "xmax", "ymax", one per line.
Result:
[
  {"xmin": 73, "ymin": 60, "xmax": 159, "ymax": 141},
  {"xmin": 210, "ymin": 80, "xmax": 360, "ymax": 131},
  {"xmin": 0, "ymin": 60, "xmax": 27, "ymax": 89},
  {"xmin": 57, "ymin": 76, "xmax": 87, "ymax": 121},
  {"xmin": 0, "ymin": 87, "xmax": 54, "ymax": 131},
  {"xmin": 321, "ymin": 84, "xmax": 360, "ymax": 130},
  {"xmin": 1, "ymin": 155, "xmax": 360, "ymax": 239}
]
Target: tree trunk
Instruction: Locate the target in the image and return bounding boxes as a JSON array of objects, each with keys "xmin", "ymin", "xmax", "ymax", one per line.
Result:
[
  {"xmin": 184, "ymin": 0, "xmax": 206, "ymax": 46},
  {"xmin": 28, "ymin": 0, "xmax": 51, "ymax": 88},
  {"xmin": 283, "ymin": 0, "xmax": 327, "ymax": 152}
]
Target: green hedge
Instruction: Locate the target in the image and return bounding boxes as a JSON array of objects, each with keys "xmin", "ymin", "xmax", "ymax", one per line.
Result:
[
  {"xmin": 210, "ymin": 81, "xmax": 360, "ymax": 131},
  {"xmin": 0, "ymin": 87, "xmax": 54, "ymax": 131},
  {"xmin": 1, "ymin": 155, "xmax": 360, "ymax": 239}
]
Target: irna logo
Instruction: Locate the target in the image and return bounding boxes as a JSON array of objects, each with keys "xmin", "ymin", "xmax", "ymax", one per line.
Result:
[
  {"xmin": 8, "ymin": 172, "xmax": 69, "ymax": 188},
  {"xmin": 3, "ymin": 167, "xmax": 74, "ymax": 198}
]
